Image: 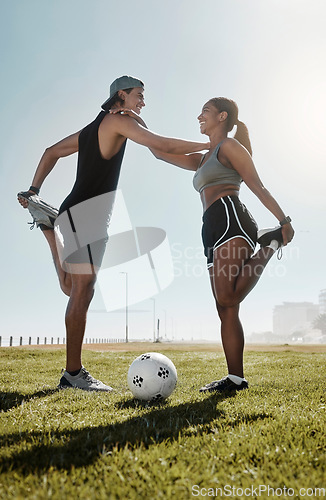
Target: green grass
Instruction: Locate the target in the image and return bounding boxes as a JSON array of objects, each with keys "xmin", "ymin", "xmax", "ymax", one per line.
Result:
[{"xmin": 0, "ymin": 348, "xmax": 325, "ymax": 499}]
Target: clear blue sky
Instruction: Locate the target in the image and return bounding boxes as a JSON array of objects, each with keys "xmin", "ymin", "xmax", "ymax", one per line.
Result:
[{"xmin": 1, "ymin": 0, "xmax": 325, "ymax": 343}]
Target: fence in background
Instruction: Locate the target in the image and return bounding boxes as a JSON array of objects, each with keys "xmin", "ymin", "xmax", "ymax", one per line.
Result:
[{"xmin": 0, "ymin": 336, "xmax": 127, "ymax": 347}]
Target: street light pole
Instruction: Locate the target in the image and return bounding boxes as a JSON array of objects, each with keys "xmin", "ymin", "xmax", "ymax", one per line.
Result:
[
  {"xmin": 163, "ymin": 309, "xmax": 167, "ymax": 339},
  {"xmin": 120, "ymin": 272, "xmax": 128, "ymax": 343},
  {"xmin": 151, "ymin": 298, "xmax": 156, "ymax": 342}
]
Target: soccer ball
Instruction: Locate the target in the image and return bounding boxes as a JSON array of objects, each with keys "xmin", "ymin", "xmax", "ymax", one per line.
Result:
[{"xmin": 127, "ymin": 352, "xmax": 177, "ymax": 401}]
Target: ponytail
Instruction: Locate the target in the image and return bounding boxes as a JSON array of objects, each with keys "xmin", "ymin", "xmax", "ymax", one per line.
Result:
[
  {"xmin": 209, "ymin": 98, "xmax": 253, "ymax": 156},
  {"xmin": 234, "ymin": 120, "xmax": 252, "ymax": 156}
]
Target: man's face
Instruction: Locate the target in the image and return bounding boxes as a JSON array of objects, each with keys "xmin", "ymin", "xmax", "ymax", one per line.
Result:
[{"xmin": 122, "ymin": 87, "xmax": 145, "ymax": 115}]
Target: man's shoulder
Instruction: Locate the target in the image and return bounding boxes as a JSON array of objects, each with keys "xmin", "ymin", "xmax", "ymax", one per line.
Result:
[
  {"xmin": 101, "ymin": 111, "xmax": 125, "ymax": 126},
  {"xmin": 100, "ymin": 112, "xmax": 138, "ymax": 134}
]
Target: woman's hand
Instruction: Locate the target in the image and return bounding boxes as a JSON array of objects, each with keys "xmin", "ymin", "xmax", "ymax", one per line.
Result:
[
  {"xmin": 109, "ymin": 108, "xmax": 147, "ymax": 128},
  {"xmin": 281, "ymin": 222, "xmax": 295, "ymax": 245},
  {"xmin": 109, "ymin": 107, "xmax": 135, "ymax": 117}
]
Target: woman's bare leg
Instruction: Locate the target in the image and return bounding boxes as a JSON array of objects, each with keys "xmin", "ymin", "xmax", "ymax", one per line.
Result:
[
  {"xmin": 209, "ymin": 238, "xmax": 275, "ymax": 377},
  {"xmin": 212, "ymin": 238, "xmax": 274, "ymax": 308}
]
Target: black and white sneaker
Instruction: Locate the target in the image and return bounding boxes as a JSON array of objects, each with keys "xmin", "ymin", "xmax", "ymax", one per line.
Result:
[
  {"xmin": 199, "ymin": 376, "xmax": 248, "ymax": 393},
  {"xmin": 257, "ymin": 226, "xmax": 283, "ymax": 248},
  {"xmin": 58, "ymin": 366, "xmax": 113, "ymax": 392},
  {"xmin": 18, "ymin": 192, "xmax": 58, "ymax": 229}
]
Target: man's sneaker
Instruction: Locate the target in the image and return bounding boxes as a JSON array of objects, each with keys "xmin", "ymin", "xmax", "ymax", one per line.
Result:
[
  {"xmin": 199, "ymin": 376, "xmax": 248, "ymax": 393},
  {"xmin": 257, "ymin": 226, "xmax": 283, "ymax": 248},
  {"xmin": 58, "ymin": 367, "xmax": 113, "ymax": 392},
  {"xmin": 18, "ymin": 192, "xmax": 58, "ymax": 229}
]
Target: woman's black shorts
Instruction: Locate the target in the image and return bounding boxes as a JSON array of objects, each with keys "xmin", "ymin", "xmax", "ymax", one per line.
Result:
[{"xmin": 201, "ymin": 195, "xmax": 258, "ymax": 268}]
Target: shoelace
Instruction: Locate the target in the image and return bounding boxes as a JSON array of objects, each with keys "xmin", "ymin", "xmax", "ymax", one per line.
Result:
[
  {"xmin": 206, "ymin": 377, "xmax": 228, "ymax": 388},
  {"xmin": 80, "ymin": 369, "xmax": 101, "ymax": 385},
  {"xmin": 277, "ymin": 248, "xmax": 283, "ymax": 260},
  {"xmin": 28, "ymin": 217, "xmax": 37, "ymax": 230},
  {"xmin": 216, "ymin": 378, "xmax": 227, "ymax": 386},
  {"xmin": 28, "ymin": 215, "xmax": 55, "ymax": 230}
]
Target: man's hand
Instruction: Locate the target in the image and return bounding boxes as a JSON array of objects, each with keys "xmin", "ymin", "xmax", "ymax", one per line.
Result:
[{"xmin": 17, "ymin": 190, "xmax": 35, "ymax": 208}]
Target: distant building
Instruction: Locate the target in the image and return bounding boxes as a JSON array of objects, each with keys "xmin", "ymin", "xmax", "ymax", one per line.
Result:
[
  {"xmin": 319, "ymin": 289, "xmax": 326, "ymax": 314},
  {"xmin": 273, "ymin": 302, "xmax": 319, "ymax": 338}
]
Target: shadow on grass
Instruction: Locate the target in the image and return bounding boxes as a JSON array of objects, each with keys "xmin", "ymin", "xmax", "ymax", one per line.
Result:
[
  {"xmin": 116, "ymin": 397, "xmax": 171, "ymax": 410},
  {"xmin": 0, "ymin": 392, "xmax": 272, "ymax": 474},
  {"xmin": 0, "ymin": 389, "xmax": 59, "ymax": 412}
]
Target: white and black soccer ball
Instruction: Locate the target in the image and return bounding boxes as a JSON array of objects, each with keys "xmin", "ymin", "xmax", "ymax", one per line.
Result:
[{"xmin": 127, "ymin": 352, "xmax": 177, "ymax": 401}]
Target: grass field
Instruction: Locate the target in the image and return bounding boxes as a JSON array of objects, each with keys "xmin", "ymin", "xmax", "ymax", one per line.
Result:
[{"xmin": 0, "ymin": 344, "xmax": 325, "ymax": 499}]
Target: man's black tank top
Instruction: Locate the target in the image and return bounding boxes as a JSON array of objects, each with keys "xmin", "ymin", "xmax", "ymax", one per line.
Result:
[{"xmin": 59, "ymin": 111, "xmax": 126, "ymax": 214}]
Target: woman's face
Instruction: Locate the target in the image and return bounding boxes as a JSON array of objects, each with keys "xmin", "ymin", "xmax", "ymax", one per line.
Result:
[{"xmin": 197, "ymin": 101, "xmax": 221, "ymax": 135}]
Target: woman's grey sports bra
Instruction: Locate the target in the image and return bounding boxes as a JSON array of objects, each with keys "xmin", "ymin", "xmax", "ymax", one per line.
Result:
[{"xmin": 193, "ymin": 141, "xmax": 242, "ymax": 194}]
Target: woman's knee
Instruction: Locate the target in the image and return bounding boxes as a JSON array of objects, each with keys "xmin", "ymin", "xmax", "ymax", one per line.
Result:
[
  {"xmin": 216, "ymin": 291, "xmax": 240, "ymax": 309},
  {"xmin": 216, "ymin": 300, "xmax": 240, "ymax": 320}
]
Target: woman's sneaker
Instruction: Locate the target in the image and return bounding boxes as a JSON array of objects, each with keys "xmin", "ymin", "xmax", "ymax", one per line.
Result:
[
  {"xmin": 199, "ymin": 376, "xmax": 248, "ymax": 393},
  {"xmin": 17, "ymin": 192, "xmax": 58, "ymax": 229},
  {"xmin": 58, "ymin": 366, "xmax": 113, "ymax": 392},
  {"xmin": 257, "ymin": 226, "xmax": 283, "ymax": 248}
]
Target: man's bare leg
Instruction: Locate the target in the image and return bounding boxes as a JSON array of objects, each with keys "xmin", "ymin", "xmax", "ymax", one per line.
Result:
[
  {"xmin": 58, "ymin": 263, "xmax": 112, "ymax": 391},
  {"xmin": 17, "ymin": 193, "xmax": 72, "ymax": 296},
  {"xmin": 64, "ymin": 270, "xmax": 97, "ymax": 372},
  {"xmin": 41, "ymin": 227, "xmax": 72, "ymax": 296}
]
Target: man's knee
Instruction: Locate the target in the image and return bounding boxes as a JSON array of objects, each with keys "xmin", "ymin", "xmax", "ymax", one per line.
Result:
[
  {"xmin": 60, "ymin": 283, "xmax": 71, "ymax": 297},
  {"xmin": 59, "ymin": 273, "xmax": 73, "ymax": 296},
  {"xmin": 79, "ymin": 278, "xmax": 96, "ymax": 298},
  {"xmin": 71, "ymin": 274, "xmax": 97, "ymax": 299}
]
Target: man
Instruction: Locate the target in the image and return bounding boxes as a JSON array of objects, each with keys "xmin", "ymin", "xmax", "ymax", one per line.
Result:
[{"xmin": 18, "ymin": 75, "xmax": 208, "ymax": 391}]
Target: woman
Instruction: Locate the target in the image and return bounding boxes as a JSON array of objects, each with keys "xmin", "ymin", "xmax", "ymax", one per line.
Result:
[{"xmin": 122, "ymin": 97, "xmax": 294, "ymax": 393}]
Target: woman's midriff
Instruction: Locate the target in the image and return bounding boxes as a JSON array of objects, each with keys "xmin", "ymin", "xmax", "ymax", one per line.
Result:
[{"xmin": 200, "ymin": 184, "xmax": 240, "ymax": 213}]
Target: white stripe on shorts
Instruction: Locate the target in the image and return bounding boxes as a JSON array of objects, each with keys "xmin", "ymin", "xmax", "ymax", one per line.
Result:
[
  {"xmin": 212, "ymin": 197, "xmax": 230, "ymax": 251},
  {"xmin": 228, "ymin": 196, "xmax": 256, "ymax": 250},
  {"xmin": 211, "ymin": 196, "xmax": 256, "ymax": 254}
]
